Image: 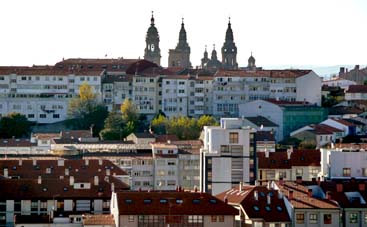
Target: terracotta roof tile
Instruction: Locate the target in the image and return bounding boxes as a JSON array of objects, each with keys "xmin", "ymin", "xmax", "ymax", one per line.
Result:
[
  {"xmin": 116, "ymin": 191, "xmax": 238, "ymax": 215},
  {"xmin": 276, "ymin": 182, "xmax": 339, "ymax": 209},
  {"xmin": 346, "ymin": 85, "xmax": 367, "ymax": 93},
  {"xmin": 258, "ymin": 149, "xmax": 320, "ymax": 169},
  {"xmin": 215, "ymin": 69, "xmax": 312, "ymax": 78},
  {"xmin": 83, "ymin": 214, "xmax": 115, "ymax": 226},
  {"xmin": 216, "ymin": 185, "xmax": 291, "ymax": 223}
]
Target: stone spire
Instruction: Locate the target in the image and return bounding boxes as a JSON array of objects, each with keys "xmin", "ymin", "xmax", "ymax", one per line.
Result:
[
  {"xmin": 144, "ymin": 11, "xmax": 161, "ymax": 66},
  {"xmin": 221, "ymin": 17, "xmax": 238, "ymax": 70},
  {"xmin": 168, "ymin": 17, "xmax": 191, "ymax": 68}
]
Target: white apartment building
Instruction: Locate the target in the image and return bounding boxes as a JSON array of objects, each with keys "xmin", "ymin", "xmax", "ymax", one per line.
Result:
[
  {"xmin": 212, "ymin": 69, "xmax": 322, "ymax": 117},
  {"xmin": 0, "ymin": 67, "xmax": 101, "ymax": 124},
  {"xmin": 132, "ymin": 74, "xmax": 161, "ymax": 116},
  {"xmin": 320, "ymin": 148, "xmax": 367, "ymax": 180},
  {"xmin": 101, "ymin": 72, "xmax": 133, "ymax": 111},
  {"xmin": 200, "ymin": 118, "xmax": 256, "ymax": 195}
]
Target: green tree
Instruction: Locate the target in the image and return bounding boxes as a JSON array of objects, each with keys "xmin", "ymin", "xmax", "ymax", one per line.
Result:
[
  {"xmin": 197, "ymin": 115, "xmax": 218, "ymax": 129},
  {"xmin": 99, "ymin": 110, "xmax": 124, "ymax": 140},
  {"xmin": 67, "ymin": 82, "xmax": 108, "ymax": 136},
  {"xmin": 120, "ymin": 98, "xmax": 138, "ymax": 123},
  {"xmin": 150, "ymin": 115, "xmax": 168, "ymax": 135},
  {"xmin": 0, "ymin": 112, "xmax": 31, "ymax": 138}
]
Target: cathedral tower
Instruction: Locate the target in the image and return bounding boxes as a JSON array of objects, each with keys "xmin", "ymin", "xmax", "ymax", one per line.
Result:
[
  {"xmin": 168, "ymin": 18, "xmax": 191, "ymax": 68},
  {"xmin": 221, "ymin": 18, "xmax": 238, "ymax": 70},
  {"xmin": 144, "ymin": 11, "xmax": 161, "ymax": 66}
]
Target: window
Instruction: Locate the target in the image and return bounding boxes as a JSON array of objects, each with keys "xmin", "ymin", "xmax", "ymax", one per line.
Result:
[
  {"xmin": 324, "ymin": 214, "xmax": 332, "ymax": 224},
  {"xmin": 343, "ymin": 168, "xmax": 351, "ymax": 177},
  {"xmin": 220, "ymin": 145, "xmax": 230, "ymax": 153},
  {"xmin": 218, "ymin": 215, "xmax": 224, "ymax": 222},
  {"xmin": 53, "ymin": 114, "xmax": 60, "ymax": 118},
  {"xmin": 211, "ymin": 216, "xmax": 217, "ymax": 222},
  {"xmin": 310, "ymin": 169, "xmax": 319, "ymax": 176},
  {"xmin": 40, "ymin": 114, "xmax": 47, "ymax": 118},
  {"xmin": 266, "ymin": 170, "xmax": 276, "ymax": 179},
  {"xmin": 296, "ymin": 213, "xmax": 304, "ymax": 224},
  {"xmin": 28, "ymin": 114, "xmax": 35, "ymax": 118},
  {"xmin": 128, "ymin": 215, "xmax": 134, "ymax": 222},
  {"xmin": 362, "ymin": 168, "xmax": 367, "ymax": 177},
  {"xmin": 364, "ymin": 213, "xmax": 367, "ymax": 224},
  {"xmin": 279, "ymin": 171, "xmax": 287, "ymax": 179},
  {"xmin": 188, "ymin": 215, "xmax": 203, "ymax": 223},
  {"xmin": 350, "ymin": 213, "xmax": 358, "ymax": 223},
  {"xmin": 309, "ymin": 213, "xmax": 318, "ymax": 224},
  {"xmin": 229, "ymin": 132, "xmax": 239, "ymax": 143},
  {"xmin": 296, "ymin": 169, "xmax": 303, "ymax": 176}
]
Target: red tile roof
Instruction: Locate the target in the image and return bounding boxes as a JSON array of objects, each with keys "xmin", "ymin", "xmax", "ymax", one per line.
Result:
[
  {"xmin": 330, "ymin": 118, "xmax": 355, "ymax": 127},
  {"xmin": 0, "ymin": 178, "xmax": 118, "ymax": 200},
  {"xmin": 258, "ymin": 149, "xmax": 320, "ymax": 169},
  {"xmin": 311, "ymin": 124, "xmax": 344, "ymax": 135},
  {"xmin": 215, "ymin": 69, "xmax": 312, "ymax": 78},
  {"xmin": 0, "ymin": 159, "xmax": 129, "ymax": 183},
  {"xmin": 116, "ymin": 191, "xmax": 238, "ymax": 215},
  {"xmin": 216, "ymin": 185, "xmax": 291, "ymax": 223},
  {"xmin": 346, "ymin": 85, "xmax": 367, "ymax": 93},
  {"xmin": 0, "ymin": 138, "xmax": 35, "ymax": 147},
  {"xmin": 276, "ymin": 181, "xmax": 339, "ymax": 209},
  {"xmin": 83, "ymin": 214, "xmax": 115, "ymax": 226}
]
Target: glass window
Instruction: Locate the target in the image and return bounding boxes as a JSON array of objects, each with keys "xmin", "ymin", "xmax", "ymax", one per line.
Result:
[
  {"xmin": 128, "ymin": 215, "xmax": 134, "ymax": 222},
  {"xmin": 296, "ymin": 169, "xmax": 303, "ymax": 176},
  {"xmin": 343, "ymin": 168, "xmax": 351, "ymax": 177},
  {"xmin": 324, "ymin": 214, "xmax": 332, "ymax": 224},
  {"xmin": 296, "ymin": 213, "xmax": 304, "ymax": 224},
  {"xmin": 211, "ymin": 216, "xmax": 217, "ymax": 222},
  {"xmin": 350, "ymin": 213, "xmax": 358, "ymax": 223},
  {"xmin": 309, "ymin": 213, "xmax": 318, "ymax": 224},
  {"xmin": 229, "ymin": 132, "xmax": 239, "ymax": 143}
]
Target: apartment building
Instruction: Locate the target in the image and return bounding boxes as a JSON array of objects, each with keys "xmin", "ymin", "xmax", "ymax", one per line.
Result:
[
  {"xmin": 0, "ymin": 159, "xmax": 130, "ymax": 227},
  {"xmin": 240, "ymin": 99, "xmax": 327, "ymax": 141},
  {"xmin": 274, "ymin": 180, "xmax": 340, "ymax": 227},
  {"xmin": 320, "ymin": 147, "xmax": 367, "ymax": 180},
  {"xmin": 200, "ymin": 118, "xmax": 257, "ymax": 195},
  {"xmin": 110, "ymin": 191, "xmax": 238, "ymax": 227},
  {"xmin": 216, "ymin": 184, "xmax": 291, "ymax": 227},
  {"xmin": 212, "ymin": 69, "xmax": 322, "ymax": 117},
  {"xmin": 257, "ymin": 149, "xmax": 321, "ymax": 183}
]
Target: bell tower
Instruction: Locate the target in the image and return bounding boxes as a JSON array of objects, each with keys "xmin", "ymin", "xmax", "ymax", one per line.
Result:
[
  {"xmin": 221, "ymin": 17, "xmax": 238, "ymax": 70},
  {"xmin": 168, "ymin": 18, "xmax": 191, "ymax": 68},
  {"xmin": 144, "ymin": 11, "xmax": 161, "ymax": 66}
]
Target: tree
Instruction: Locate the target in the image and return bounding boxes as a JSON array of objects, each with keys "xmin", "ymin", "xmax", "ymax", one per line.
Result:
[
  {"xmin": 150, "ymin": 115, "xmax": 168, "ymax": 135},
  {"xmin": 197, "ymin": 115, "xmax": 218, "ymax": 129},
  {"xmin": 0, "ymin": 112, "xmax": 31, "ymax": 138},
  {"xmin": 67, "ymin": 82, "xmax": 108, "ymax": 136},
  {"xmin": 120, "ymin": 98, "xmax": 138, "ymax": 123},
  {"xmin": 99, "ymin": 110, "xmax": 124, "ymax": 140}
]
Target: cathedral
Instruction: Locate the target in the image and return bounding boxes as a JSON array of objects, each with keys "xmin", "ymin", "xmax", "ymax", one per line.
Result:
[{"xmin": 144, "ymin": 13, "xmax": 252, "ymax": 71}]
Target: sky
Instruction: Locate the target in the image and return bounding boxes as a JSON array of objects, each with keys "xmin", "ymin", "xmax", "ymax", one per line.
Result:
[{"xmin": 0, "ymin": 0, "xmax": 366, "ymax": 68}]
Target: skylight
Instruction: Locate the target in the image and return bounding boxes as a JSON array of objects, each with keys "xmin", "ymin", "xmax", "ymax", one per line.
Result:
[{"xmin": 253, "ymin": 205, "xmax": 260, "ymax": 211}]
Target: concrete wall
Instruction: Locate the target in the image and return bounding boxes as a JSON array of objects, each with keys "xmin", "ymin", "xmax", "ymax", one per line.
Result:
[{"xmin": 296, "ymin": 71, "xmax": 322, "ymax": 106}]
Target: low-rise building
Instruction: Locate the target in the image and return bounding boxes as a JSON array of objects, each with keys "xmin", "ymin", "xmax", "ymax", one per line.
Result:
[
  {"xmin": 110, "ymin": 191, "xmax": 238, "ymax": 227},
  {"xmin": 257, "ymin": 149, "xmax": 321, "ymax": 183},
  {"xmin": 216, "ymin": 184, "xmax": 291, "ymax": 227}
]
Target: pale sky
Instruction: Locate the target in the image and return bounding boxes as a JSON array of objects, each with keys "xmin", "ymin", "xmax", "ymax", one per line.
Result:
[{"xmin": 1, "ymin": 0, "xmax": 366, "ymax": 68}]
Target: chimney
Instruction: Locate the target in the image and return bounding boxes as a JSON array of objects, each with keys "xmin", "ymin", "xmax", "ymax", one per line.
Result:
[
  {"xmin": 308, "ymin": 188, "xmax": 313, "ymax": 197},
  {"xmin": 99, "ymin": 159, "xmax": 103, "ymax": 166},
  {"xmin": 267, "ymin": 194, "xmax": 271, "ymax": 205},
  {"xmin": 18, "ymin": 159, "xmax": 22, "ymax": 166},
  {"xmin": 254, "ymin": 190, "xmax": 258, "ymax": 201},
  {"xmin": 296, "ymin": 176, "xmax": 302, "ymax": 184},
  {"xmin": 224, "ymin": 196, "xmax": 228, "ymax": 204},
  {"xmin": 326, "ymin": 191, "xmax": 332, "ymax": 200},
  {"xmin": 38, "ymin": 176, "xmax": 42, "ymax": 184},
  {"xmin": 267, "ymin": 181, "xmax": 272, "ymax": 190},
  {"xmin": 359, "ymin": 183, "xmax": 366, "ymax": 192},
  {"xmin": 355, "ymin": 65, "xmax": 360, "ymax": 70},
  {"xmin": 239, "ymin": 182, "xmax": 243, "ymax": 191},
  {"xmin": 278, "ymin": 192, "xmax": 283, "ymax": 199},
  {"xmin": 85, "ymin": 159, "xmax": 89, "ymax": 166},
  {"xmin": 57, "ymin": 159, "xmax": 64, "ymax": 167},
  {"xmin": 339, "ymin": 67, "xmax": 345, "ymax": 75},
  {"xmin": 106, "ymin": 169, "xmax": 111, "ymax": 176},
  {"xmin": 3, "ymin": 168, "xmax": 8, "ymax": 178},
  {"xmin": 287, "ymin": 148, "xmax": 292, "ymax": 160},
  {"xmin": 111, "ymin": 183, "xmax": 115, "ymax": 192},
  {"xmin": 336, "ymin": 183, "xmax": 343, "ymax": 192},
  {"xmin": 279, "ymin": 177, "xmax": 284, "ymax": 186},
  {"xmin": 33, "ymin": 159, "xmax": 37, "ymax": 166},
  {"xmin": 265, "ymin": 149, "xmax": 269, "ymax": 158},
  {"xmin": 288, "ymin": 190, "xmax": 294, "ymax": 200},
  {"xmin": 317, "ymin": 177, "xmax": 321, "ymax": 186},
  {"xmin": 65, "ymin": 168, "xmax": 69, "ymax": 176},
  {"xmin": 69, "ymin": 176, "xmax": 74, "ymax": 186},
  {"xmin": 94, "ymin": 176, "xmax": 99, "ymax": 186},
  {"xmin": 194, "ymin": 186, "xmax": 198, "ymax": 192}
]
